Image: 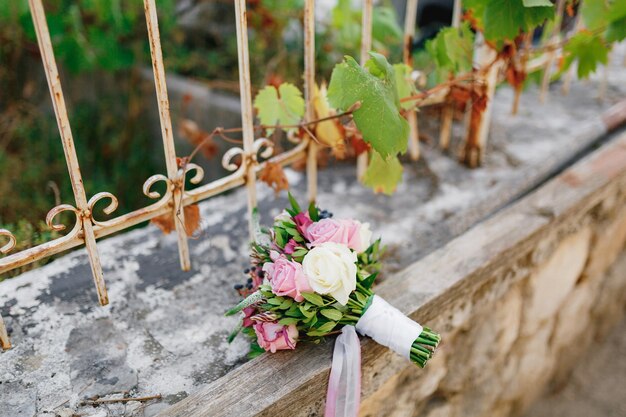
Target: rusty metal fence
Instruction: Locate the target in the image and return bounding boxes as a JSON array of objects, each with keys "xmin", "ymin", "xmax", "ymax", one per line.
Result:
[{"xmin": 0, "ymin": 0, "xmax": 569, "ymax": 350}]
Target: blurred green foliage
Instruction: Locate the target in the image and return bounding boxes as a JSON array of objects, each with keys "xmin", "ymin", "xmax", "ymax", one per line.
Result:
[{"xmin": 0, "ymin": 0, "xmax": 402, "ymax": 277}]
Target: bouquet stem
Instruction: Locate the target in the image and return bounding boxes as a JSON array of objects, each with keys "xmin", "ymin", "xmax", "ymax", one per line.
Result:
[{"xmin": 410, "ymin": 327, "xmax": 441, "ymax": 368}]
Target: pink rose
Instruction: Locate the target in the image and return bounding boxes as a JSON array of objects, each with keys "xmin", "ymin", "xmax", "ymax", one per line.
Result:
[
  {"xmin": 283, "ymin": 238, "xmax": 298, "ymax": 255},
  {"xmin": 294, "ymin": 212, "xmax": 313, "ymax": 235},
  {"xmin": 242, "ymin": 307, "xmax": 256, "ymax": 328},
  {"xmin": 254, "ymin": 322, "xmax": 298, "ymax": 353},
  {"xmin": 304, "ymin": 219, "xmax": 371, "ymax": 252},
  {"xmin": 263, "ymin": 256, "xmax": 312, "ymax": 302}
]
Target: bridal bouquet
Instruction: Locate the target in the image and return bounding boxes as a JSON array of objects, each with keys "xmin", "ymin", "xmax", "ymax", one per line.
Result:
[{"xmin": 227, "ymin": 194, "xmax": 440, "ymax": 370}]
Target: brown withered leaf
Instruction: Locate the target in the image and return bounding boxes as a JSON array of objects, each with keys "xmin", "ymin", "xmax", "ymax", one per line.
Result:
[
  {"xmin": 350, "ymin": 135, "xmax": 370, "ymax": 156},
  {"xmin": 259, "ymin": 162, "xmax": 289, "ymax": 194},
  {"xmin": 151, "ymin": 204, "xmax": 202, "ymax": 237}
]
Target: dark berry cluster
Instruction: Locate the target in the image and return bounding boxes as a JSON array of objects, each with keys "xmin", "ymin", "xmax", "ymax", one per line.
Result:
[
  {"xmin": 319, "ymin": 209, "xmax": 333, "ymax": 219},
  {"xmin": 233, "ymin": 266, "xmax": 264, "ymax": 296}
]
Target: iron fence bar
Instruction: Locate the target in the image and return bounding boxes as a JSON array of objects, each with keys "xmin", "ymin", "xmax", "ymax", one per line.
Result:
[
  {"xmin": 233, "ymin": 0, "xmax": 265, "ymax": 240},
  {"xmin": 439, "ymin": 0, "xmax": 462, "ymax": 151},
  {"xmin": 0, "ymin": 145, "xmax": 306, "ymax": 277},
  {"xmin": 28, "ymin": 0, "xmax": 109, "ymax": 306},
  {"xmin": 540, "ymin": 0, "xmax": 565, "ymax": 103},
  {"xmin": 143, "ymin": 0, "xmax": 191, "ymax": 271},
  {"xmin": 304, "ymin": 0, "xmax": 317, "ymax": 203},
  {"xmin": 404, "ymin": 0, "xmax": 420, "ymax": 160},
  {"xmin": 356, "ymin": 0, "xmax": 373, "ymax": 180}
]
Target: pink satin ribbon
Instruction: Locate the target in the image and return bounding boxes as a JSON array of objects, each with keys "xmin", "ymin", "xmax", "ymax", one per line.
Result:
[{"xmin": 325, "ymin": 325, "xmax": 361, "ymax": 417}]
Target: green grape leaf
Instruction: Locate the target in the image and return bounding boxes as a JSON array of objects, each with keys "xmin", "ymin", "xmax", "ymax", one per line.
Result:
[
  {"xmin": 253, "ymin": 83, "xmax": 305, "ymax": 133},
  {"xmin": 372, "ymin": 7, "xmax": 403, "ymax": 45},
  {"xmin": 328, "ymin": 53, "xmax": 409, "ymax": 158},
  {"xmin": 479, "ymin": 0, "xmax": 554, "ymax": 41},
  {"xmin": 581, "ymin": 0, "xmax": 611, "ymax": 31},
  {"xmin": 523, "ymin": 0, "xmax": 552, "ymax": 6},
  {"xmin": 606, "ymin": 16, "xmax": 626, "ymax": 42},
  {"xmin": 425, "ymin": 22, "xmax": 474, "ymax": 74},
  {"xmin": 562, "ymin": 31, "xmax": 610, "ymax": 79},
  {"xmin": 393, "ymin": 64, "xmax": 418, "ymax": 110},
  {"xmin": 362, "ymin": 153, "xmax": 403, "ymax": 195}
]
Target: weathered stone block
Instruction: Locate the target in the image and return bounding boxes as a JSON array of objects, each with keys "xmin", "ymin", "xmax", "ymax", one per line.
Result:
[{"xmin": 522, "ymin": 228, "xmax": 591, "ymax": 336}]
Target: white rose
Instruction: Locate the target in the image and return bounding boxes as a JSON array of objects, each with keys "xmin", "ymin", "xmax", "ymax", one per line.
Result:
[
  {"xmin": 274, "ymin": 210, "xmax": 291, "ymax": 223},
  {"xmin": 302, "ymin": 242, "xmax": 357, "ymax": 305},
  {"xmin": 358, "ymin": 222, "xmax": 372, "ymax": 252}
]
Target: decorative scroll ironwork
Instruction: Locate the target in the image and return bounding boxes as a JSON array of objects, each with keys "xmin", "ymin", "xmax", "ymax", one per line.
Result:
[{"xmin": 0, "ymin": 230, "xmax": 16, "ymax": 255}]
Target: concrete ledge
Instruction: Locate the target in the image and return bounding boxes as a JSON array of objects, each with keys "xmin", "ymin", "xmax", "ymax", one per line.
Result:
[{"xmin": 160, "ymin": 133, "xmax": 626, "ymax": 417}]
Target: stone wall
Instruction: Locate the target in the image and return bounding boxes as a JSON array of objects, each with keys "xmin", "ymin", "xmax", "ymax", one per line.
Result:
[
  {"xmin": 160, "ymin": 132, "xmax": 626, "ymax": 417},
  {"xmin": 360, "ymin": 194, "xmax": 626, "ymax": 417}
]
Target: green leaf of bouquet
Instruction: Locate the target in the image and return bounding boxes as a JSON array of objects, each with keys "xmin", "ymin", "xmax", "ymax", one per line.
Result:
[
  {"xmin": 275, "ymin": 229, "xmax": 286, "ymax": 247},
  {"xmin": 227, "ymin": 318, "xmax": 243, "ymax": 343},
  {"xmin": 562, "ymin": 31, "xmax": 610, "ymax": 79},
  {"xmin": 288, "ymin": 192, "xmax": 302, "ymax": 214},
  {"xmin": 267, "ymin": 297, "xmax": 284, "ymax": 306},
  {"xmin": 362, "ymin": 153, "xmax": 403, "ymax": 195},
  {"xmin": 225, "ymin": 290, "xmax": 264, "ymax": 316},
  {"xmin": 284, "ymin": 226, "xmax": 299, "ymax": 237},
  {"xmin": 316, "ymin": 321, "xmax": 338, "ymax": 333},
  {"xmin": 292, "ymin": 249, "xmax": 309, "ymax": 260},
  {"xmin": 361, "ymin": 272, "xmax": 378, "ymax": 290},
  {"xmin": 278, "ymin": 317, "xmax": 300, "ymax": 325},
  {"xmin": 301, "ymin": 292, "xmax": 326, "ymax": 306},
  {"xmin": 308, "ymin": 201, "xmax": 320, "ymax": 221},
  {"xmin": 279, "ymin": 298, "xmax": 293, "ymax": 309},
  {"xmin": 306, "ymin": 329, "xmax": 329, "ymax": 337},
  {"xmin": 320, "ymin": 309, "xmax": 343, "ymax": 321},
  {"xmin": 327, "ymin": 53, "xmax": 409, "ymax": 158},
  {"xmin": 299, "ymin": 304, "xmax": 316, "ymax": 318},
  {"xmin": 253, "ymin": 82, "xmax": 305, "ymax": 133}
]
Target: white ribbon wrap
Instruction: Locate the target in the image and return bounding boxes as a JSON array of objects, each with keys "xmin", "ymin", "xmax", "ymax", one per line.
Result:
[
  {"xmin": 325, "ymin": 326, "xmax": 361, "ymax": 417},
  {"xmin": 325, "ymin": 296, "xmax": 424, "ymax": 417},
  {"xmin": 355, "ymin": 295, "xmax": 423, "ymax": 360}
]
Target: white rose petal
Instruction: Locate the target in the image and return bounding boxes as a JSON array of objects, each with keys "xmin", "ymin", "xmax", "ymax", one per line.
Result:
[
  {"xmin": 302, "ymin": 242, "xmax": 357, "ymax": 305},
  {"xmin": 358, "ymin": 222, "xmax": 372, "ymax": 251}
]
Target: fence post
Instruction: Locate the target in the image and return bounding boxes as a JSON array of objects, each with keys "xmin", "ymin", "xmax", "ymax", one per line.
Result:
[
  {"xmin": 462, "ymin": 33, "xmax": 499, "ymax": 167},
  {"xmin": 143, "ymin": 0, "xmax": 191, "ymax": 271},
  {"xmin": 539, "ymin": 0, "xmax": 565, "ymax": 103},
  {"xmin": 439, "ymin": 0, "xmax": 462, "ymax": 151},
  {"xmin": 28, "ymin": 0, "xmax": 109, "ymax": 306},
  {"xmin": 404, "ymin": 0, "xmax": 420, "ymax": 160},
  {"xmin": 304, "ymin": 0, "xmax": 318, "ymax": 203},
  {"xmin": 356, "ymin": 0, "xmax": 374, "ymax": 180},
  {"xmin": 234, "ymin": 0, "xmax": 259, "ymax": 239}
]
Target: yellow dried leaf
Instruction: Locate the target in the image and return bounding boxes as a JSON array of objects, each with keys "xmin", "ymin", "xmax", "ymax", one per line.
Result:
[{"xmin": 313, "ymin": 83, "xmax": 344, "ymax": 150}]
